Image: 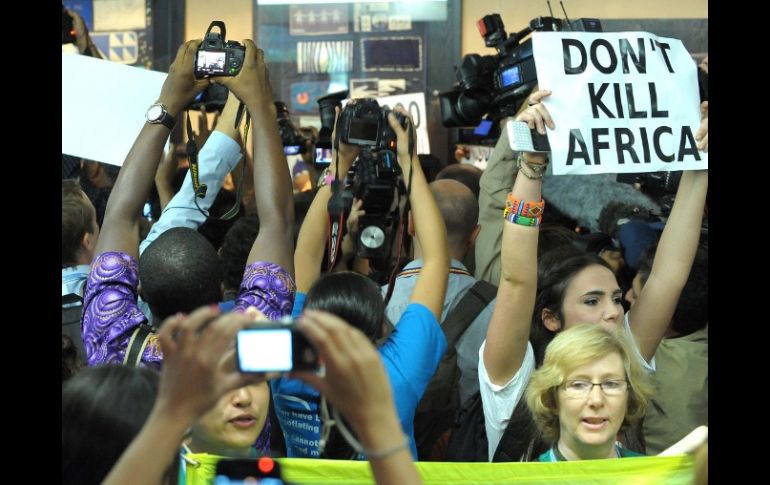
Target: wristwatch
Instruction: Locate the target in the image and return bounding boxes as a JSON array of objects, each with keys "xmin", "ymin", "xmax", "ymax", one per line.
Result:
[{"xmin": 145, "ymin": 102, "xmax": 176, "ymax": 130}]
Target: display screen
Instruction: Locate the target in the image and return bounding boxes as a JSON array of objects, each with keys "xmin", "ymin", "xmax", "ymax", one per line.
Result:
[
  {"xmin": 196, "ymin": 50, "xmax": 227, "ymax": 74},
  {"xmin": 500, "ymin": 65, "xmax": 521, "ymax": 88},
  {"xmin": 473, "ymin": 119, "xmax": 493, "ymax": 136},
  {"xmin": 348, "ymin": 120, "xmax": 379, "ymax": 143},
  {"xmin": 237, "ymin": 329, "xmax": 293, "ymax": 372}
]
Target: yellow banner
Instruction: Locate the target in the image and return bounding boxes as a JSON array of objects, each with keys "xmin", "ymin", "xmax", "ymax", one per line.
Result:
[{"xmin": 184, "ymin": 454, "xmax": 694, "ymax": 484}]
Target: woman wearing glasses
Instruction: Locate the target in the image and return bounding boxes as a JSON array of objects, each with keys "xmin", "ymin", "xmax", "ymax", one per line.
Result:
[
  {"xmin": 525, "ymin": 324, "xmax": 653, "ymax": 461},
  {"xmin": 478, "ymin": 90, "xmax": 708, "ymax": 461}
]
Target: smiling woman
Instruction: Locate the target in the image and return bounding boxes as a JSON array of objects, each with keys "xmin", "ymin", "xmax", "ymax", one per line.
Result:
[{"xmin": 525, "ymin": 324, "xmax": 654, "ymax": 461}]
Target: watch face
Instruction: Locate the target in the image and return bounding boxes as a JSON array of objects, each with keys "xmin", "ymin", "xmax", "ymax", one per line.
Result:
[{"xmin": 147, "ymin": 104, "xmax": 163, "ymax": 121}]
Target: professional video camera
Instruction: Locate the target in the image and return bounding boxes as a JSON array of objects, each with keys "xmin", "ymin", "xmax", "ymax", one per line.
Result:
[
  {"xmin": 62, "ymin": 5, "xmax": 76, "ymax": 44},
  {"xmin": 275, "ymin": 102, "xmax": 308, "ymax": 155},
  {"xmin": 348, "ymin": 149, "xmax": 401, "ymax": 262},
  {"xmin": 195, "ymin": 21, "xmax": 245, "ymax": 77},
  {"xmin": 439, "ymin": 14, "xmax": 602, "ymax": 127}
]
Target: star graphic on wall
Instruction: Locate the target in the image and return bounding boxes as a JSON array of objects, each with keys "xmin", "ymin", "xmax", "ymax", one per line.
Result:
[{"xmin": 308, "ymin": 11, "xmax": 316, "ymax": 25}]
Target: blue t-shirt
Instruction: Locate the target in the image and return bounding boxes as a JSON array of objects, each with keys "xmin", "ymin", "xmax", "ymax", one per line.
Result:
[{"xmin": 272, "ymin": 292, "xmax": 447, "ymax": 459}]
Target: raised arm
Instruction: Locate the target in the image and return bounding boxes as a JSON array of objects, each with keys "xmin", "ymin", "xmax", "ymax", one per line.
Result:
[
  {"xmin": 629, "ymin": 101, "xmax": 709, "ymax": 362},
  {"xmin": 474, "ymin": 91, "xmax": 547, "ymax": 285},
  {"xmin": 387, "ymin": 109, "xmax": 448, "ymax": 319},
  {"xmin": 95, "ymin": 40, "xmax": 208, "ymax": 260},
  {"xmin": 294, "ymin": 110, "xmax": 359, "ymax": 292},
  {"xmin": 139, "ymin": 92, "xmax": 243, "ymax": 255},
  {"xmin": 482, "ymin": 90, "xmax": 554, "ymax": 384},
  {"xmin": 215, "ymin": 40, "xmax": 294, "ymax": 275}
]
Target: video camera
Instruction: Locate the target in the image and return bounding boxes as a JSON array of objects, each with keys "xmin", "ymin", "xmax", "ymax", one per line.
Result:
[
  {"xmin": 195, "ymin": 21, "xmax": 245, "ymax": 77},
  {"xmin": 347, "ymin": 149, "xmax": 401, "ymax": 262},
  {"xmin": 439, "ymin": 14, "xmax": 602, "ymax": 127},
  {"xmin": 275, "ymin": 102, "xmax": 308, "ymax": 155}
]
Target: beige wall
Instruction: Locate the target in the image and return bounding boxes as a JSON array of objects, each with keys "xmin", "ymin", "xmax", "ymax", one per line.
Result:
[
  {"xmin": 185, "ymin": 0, "xmax": 253, "ymax": 42},
  {"xmin": 462, "ymin": 0, "xmax": 708, "ymax": 56}
]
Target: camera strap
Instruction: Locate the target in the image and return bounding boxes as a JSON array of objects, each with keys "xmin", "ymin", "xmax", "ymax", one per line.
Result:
[
  {"xmin": 326, "ymin": 146, "xmax": 347, "ymax": 271},
  {"xmin": 185, "ymin": 107, "xmax": 247, "ymax": 221}
]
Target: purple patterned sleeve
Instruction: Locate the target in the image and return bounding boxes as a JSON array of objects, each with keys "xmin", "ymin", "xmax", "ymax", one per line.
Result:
[
  {"xmin": 233, "ymin": 261, "xmax": 296, "ymax": 319},
  {"xmin": 82, "ymin": 252, "xmax": 163, "ymax": 369}
]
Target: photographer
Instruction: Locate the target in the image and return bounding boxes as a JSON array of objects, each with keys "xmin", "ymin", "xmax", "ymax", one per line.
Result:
[{"xmin": 271, "ymin": 104, "xmax": 449, "ymax": 460}]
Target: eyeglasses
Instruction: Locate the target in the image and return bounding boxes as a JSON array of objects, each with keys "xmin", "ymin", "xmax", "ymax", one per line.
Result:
[{"xmin": 561, "ymin": 379, "xmax": 628, "ymax": 398}]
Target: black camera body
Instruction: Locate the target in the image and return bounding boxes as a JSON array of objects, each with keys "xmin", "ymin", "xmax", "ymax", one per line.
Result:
[
  {"xmin": 187, "ymin": 83, "xmax": 229, "ymax": 112},
  {"xmin": 62, "ymin": 5, "xmax": 76, "ymax": 45},
  {"xmin": 195, "ymin": 21, "xmax": 245, "ymax": 77},
  {"xmin": 440, "ymin": 15, "xmax": 602, "ymax": 127},
  {"xmin": 348, "ymin": 149, "xmax": 401, "ymax": 262},
  {"xmin": 275, "ymin": 102, "xmax": 308, "ymax": 155},
  {"xmin": 338, "ymin": 98, "xmax": 407, "ymax": 152}
]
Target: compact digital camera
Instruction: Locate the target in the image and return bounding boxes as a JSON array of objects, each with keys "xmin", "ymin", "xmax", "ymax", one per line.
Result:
[
  {"xmin": 195, "ymin": 21, "xmax": 246, "ymax": 77},
  {"xmin": 236, "ymin": 321, "xmax": 319, "ymax": 373}
]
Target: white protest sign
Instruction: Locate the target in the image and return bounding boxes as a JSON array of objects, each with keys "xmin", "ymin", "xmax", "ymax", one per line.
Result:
[
  {"xmin": 62, "ymin": 53, "xmax": 167, "ymax": 166},
  {"xmin": 532, "ymin": 31, "xmax": 707, "ymax": 175}
]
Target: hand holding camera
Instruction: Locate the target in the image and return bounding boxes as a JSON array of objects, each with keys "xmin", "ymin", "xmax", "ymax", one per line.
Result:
[
  {"xmin": 386, "ymin": 106, "xmax": 416, "ymax": 172},
  {"xmin": 236, "ymin": 319, "xmax": 320, "ymax": 373},
  {"xmin": 159, "ymin": 40, "xmax": 211, "ymax": 115}
]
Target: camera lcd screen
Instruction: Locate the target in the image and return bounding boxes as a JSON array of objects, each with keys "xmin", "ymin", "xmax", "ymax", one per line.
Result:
[
  {"xmin": 315, "ymin": 147, "xmax": 332, "ymax": 167},
  {"xmin": 197, "ymin": 50, "xmax": 227, "ymax": 75},
  {"xmin": 500, "ymin": 66, "xmax": 522, "ymax": 88},
  {"xmin": 237, "ymin": 328, "xmax": 293, "ymax": 372},
  {"xmin": 473, "ymin": 120, "xmax": 493, "ymax": 136},
  {"xmin": 348, "ymin": 120, "xmax": 379, "ymax": 144}
]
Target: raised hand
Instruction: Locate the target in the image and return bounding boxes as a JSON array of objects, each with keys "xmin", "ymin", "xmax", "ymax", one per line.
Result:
[
  {"xmin": 213, "ymin": 40, "xmax": 274, "ymax": 113},
  {"xmin": 158, "ymin": 40, "xmax": 210, "ymax": 115}
]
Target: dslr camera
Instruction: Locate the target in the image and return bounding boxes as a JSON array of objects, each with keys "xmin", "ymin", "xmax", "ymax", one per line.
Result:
[
  {"xmin": 195, "ymin": 21, "xmax": 245, "ymax": 77},
  {"xmin": 338, "ymin": 98, "xmax": 405, "ymax": 152},
  {"xmin": 440, "ymin": 14, "xmax": 601, "ymax": 127}
]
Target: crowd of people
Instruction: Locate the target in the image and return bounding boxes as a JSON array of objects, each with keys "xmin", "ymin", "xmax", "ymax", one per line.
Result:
[{"xmin": 62, "ymin": 9, "xmax": 708, "ymax": 484}]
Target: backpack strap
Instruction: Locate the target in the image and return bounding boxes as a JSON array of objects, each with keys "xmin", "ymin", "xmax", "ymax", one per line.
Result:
[
  {"xmin": 62, "ymin": 293, "xmax": 87, "ymax": 364},
  {"xmin": 123, "ymin": 324, "xmax": 154, "ymax": 367},
  {"xmin": 442, "ymin": 280, "xmax": 497, "ymax": 348}
]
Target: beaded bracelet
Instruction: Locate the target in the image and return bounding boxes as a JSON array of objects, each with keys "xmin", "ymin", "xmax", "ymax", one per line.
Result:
[{"xmin": 503, "ymin": 193, "xmax": 545, "ymax": 226}]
